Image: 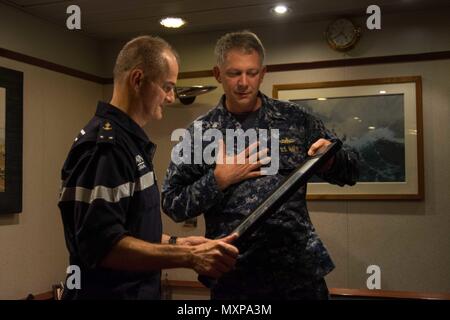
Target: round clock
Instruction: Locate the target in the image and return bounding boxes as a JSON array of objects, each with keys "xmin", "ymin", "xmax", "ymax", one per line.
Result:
[{"xmin": 325, "ymin": 18, "xmax": 361, "ymax": 51}]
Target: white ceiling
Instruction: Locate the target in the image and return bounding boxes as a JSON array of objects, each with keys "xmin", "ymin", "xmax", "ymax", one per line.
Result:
[{"xmin": 3, "ymin": 0, "xmax": 450, "ymax": 40}]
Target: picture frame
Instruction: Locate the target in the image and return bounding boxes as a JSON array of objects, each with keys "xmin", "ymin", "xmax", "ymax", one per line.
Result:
[
  {"xmin": 273, "ymin": 76, "xmax": 424, "ymax": 200},
  {"xmin": 0, "ymin": 66, "xmax": 23, "ymax": 213}
]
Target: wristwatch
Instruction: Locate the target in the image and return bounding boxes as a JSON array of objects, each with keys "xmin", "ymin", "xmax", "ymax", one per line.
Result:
[{"xmin": 169, "ymin": 236, "xmax": 178, "ymax": 245}]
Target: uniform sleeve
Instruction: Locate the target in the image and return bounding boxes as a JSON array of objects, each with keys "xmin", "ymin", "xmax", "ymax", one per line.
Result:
[
  {"xmin": 59, "ymin": 144, "xmax": 133, "ymax": 268},
  {"xmin": 304, "ymin": 111, "xmax": 359, "ymax": 186},
  {"xmin": 161, "ymin": 122, "xmax": 225, "ymax": 222},
  {"xmin": 161, "ymin": 160, "xmax": 224, "ymax": 223}
]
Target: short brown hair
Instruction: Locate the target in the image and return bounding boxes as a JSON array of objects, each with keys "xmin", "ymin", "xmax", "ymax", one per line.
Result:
[
  {"xmin": 214, "ymin": 31, "xmax": 265, "ymax": 66},
  {"xmin": 113, "ymin": 35, "xmax": 179, "ymax": 82}
]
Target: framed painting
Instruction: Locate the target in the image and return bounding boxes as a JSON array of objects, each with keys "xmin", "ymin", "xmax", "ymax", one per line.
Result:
[
  {"xmin": 273, "ymin": 76, "xmax": 424, "ymax": 200},
  {"xmin": 0, "ymin": 66, "xmax": 23, "ymax": 213}
]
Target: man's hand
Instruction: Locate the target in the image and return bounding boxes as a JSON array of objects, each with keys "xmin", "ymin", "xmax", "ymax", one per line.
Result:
[
  {"xmin": 190, "ymin": 233, "xmax": 239, "ymax": 279},
  {"xmin": 177, "ymin": 236, "xmax": 209, "ymax": 246},
  {"xmin": 308, "ymin": 138, "xmax": 335, "ymax": 172},
  {"xmin": 214, "ymin": 140, "xmax": 270, "ymax": 191}
]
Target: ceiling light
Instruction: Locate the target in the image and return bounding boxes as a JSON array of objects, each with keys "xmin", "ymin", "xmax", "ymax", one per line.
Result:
[
  {"xmin": 160, "ymin": 17, "xmax": 186, "ymax": 28},
  {"xmin": 272, "ymin": 5, "xmax": 289, "ymax": 15},
  {"xmin": 317, "ymin": 97, "xmax": 327, "ymax": 101},
  {"xmin": 379, "ymin": 90, "xmax": 387, "ymax": 94}
]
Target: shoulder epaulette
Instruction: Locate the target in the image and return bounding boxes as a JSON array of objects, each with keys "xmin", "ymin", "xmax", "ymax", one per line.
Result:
[{"xmin": 97, "ymin": 120, "xmax": 116, "ymax": 145}]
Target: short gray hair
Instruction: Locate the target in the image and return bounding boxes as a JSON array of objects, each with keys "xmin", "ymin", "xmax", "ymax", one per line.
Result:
[
  {"xmin": 214, "ymin": 31, "xmax": 265, "ymax": 66},
  {"xmin": 113, "ymin": 35, "xmax": 179, "ymax": 82}
]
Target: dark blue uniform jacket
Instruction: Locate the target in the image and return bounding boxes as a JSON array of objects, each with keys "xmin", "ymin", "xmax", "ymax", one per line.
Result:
[{"xmin": 58, "ymin": 102, "xmax": 162, "ymax": 299}]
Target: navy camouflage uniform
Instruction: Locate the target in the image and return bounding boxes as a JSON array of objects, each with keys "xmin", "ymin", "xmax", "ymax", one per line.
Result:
[
  {"xmin": 162, "ymin": 93, "xmax": 359, "ymax": 299},
  {"xmin": 58, "ymin": 101, "xmax": 162, "ymax": 299}
]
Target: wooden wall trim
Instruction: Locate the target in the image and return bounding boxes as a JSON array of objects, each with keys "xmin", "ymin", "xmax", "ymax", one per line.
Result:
[
  {"xmin": 179, "ymin": 70, "xmax": 214, "ymax": 79},
  {"xmin": 178, "ymin": 51, "xmax": 450, "ymax": 79},
  {"xmin": 265, "ymin": 51, "xmax": 450, "ymax": 73},
  {"xmin": 27, "ymin": 283, "xmax": 450, "ymax": 300},
  {"xmin": 328, "ymin": 288, "xmax": 450, "ymax": 300},
  {"xmin": 168, "ymin": 280, "xmax": 205, "ymax": 289},
  {"xmin": 0, "ymin": 47, "xmax": 110, "ymax": 84},
  {"xmin": 2, "ymin": 47, "xmax": 450, "ymax": 84},
  {"xmin": 167, "ymin": 280, "xmax": 450, "ymax": 300},
  {"xmin": 22, "ymin": 291, "xmax": 54, "ymax": 300}
]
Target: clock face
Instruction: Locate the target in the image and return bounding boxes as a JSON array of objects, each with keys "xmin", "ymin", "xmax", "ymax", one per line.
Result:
[{"xmin": 326, "ymin": 18, "xmax": 359, "ymax": 51}]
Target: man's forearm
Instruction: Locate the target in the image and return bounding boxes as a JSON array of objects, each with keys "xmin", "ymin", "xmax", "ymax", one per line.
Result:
[{"xmin": 99, "ymin": 236, "xmax": 193, "ymax": 272}]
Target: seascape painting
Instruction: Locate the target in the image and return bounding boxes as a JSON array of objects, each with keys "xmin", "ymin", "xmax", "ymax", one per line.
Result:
[{"xmin": 293, "ymin": 94, "xmax": 405, "ymax": 183}]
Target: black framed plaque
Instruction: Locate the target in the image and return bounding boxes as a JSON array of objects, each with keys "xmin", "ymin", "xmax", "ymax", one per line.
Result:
[
  {"xmin": 199, "ymin": 140, "xmax": 342, "ymax": 287},
  {"xmin": 232, "ymin": 140, "xmax": 342, "ymax": 242},
  {"xmin": 0, "ymin": 66, "xmax": 23, "ymax": 214}
]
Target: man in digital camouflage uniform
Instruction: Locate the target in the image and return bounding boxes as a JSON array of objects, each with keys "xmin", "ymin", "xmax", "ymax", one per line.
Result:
[{"xmin": 162, "ymin": 31, "xmax": 359, "ymax": 299}]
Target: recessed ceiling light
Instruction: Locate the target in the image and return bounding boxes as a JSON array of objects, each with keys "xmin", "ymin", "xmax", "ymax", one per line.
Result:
[
  {"xmin": 379, "ymin": 90, "xmax": 387, "ymax": 94},
  {"xmin": 317, "ymin": 97, "xmax": 327, "ymax": 101},
  {"xmin": 272, "ymin": 5, "xmax": 289, "ymax": 15},
  {"xmin": 160, "ymin": 17, "xmax": 186, "ymax": 28}
]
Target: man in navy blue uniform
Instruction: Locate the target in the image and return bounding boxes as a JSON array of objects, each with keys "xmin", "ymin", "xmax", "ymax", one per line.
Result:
[
  {"xmin": 58, "ymin": 35, "xmax": 238, "ymax": 300},
  {"xmin": 162, "ymin": 31, "xmax": 359, "ymax": 299}
]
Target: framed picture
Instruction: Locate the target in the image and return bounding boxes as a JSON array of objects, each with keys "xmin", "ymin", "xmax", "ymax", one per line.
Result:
[
  {"xmin": 0, "ymin": 66, "xmax": 23, "ymax": 213},
  {"xmin": 273, "ymin": 76, "xmax": 424, "ymax": 200}
]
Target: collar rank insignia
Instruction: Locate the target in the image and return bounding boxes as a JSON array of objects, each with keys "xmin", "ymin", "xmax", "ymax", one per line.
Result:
[{"xmin": 280, "ymin": 137, "xmax": 296, "ymax": 144}]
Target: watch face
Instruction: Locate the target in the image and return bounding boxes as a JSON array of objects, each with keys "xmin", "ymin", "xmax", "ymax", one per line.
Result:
[{"xmin": 326, "ymin": 18, "xmax": 359, "ymax": 50}]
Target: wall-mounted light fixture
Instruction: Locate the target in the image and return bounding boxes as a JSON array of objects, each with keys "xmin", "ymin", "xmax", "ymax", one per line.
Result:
[{"xmin": 175, "ymin": 85, "xmax": 217, "ymax": 105}]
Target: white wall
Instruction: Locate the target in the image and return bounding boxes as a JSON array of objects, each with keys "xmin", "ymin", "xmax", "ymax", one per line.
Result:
[
  {"xmin": 0, "ymin": 2, "xmax": 103, "ymax": 299},
  {"xmin": 101, "ymin": 10, "xmax": 450, "ymax": 75},
  {"xmin": 0, "ymin": 57, "xmax": 102, "ymax": 299}
]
